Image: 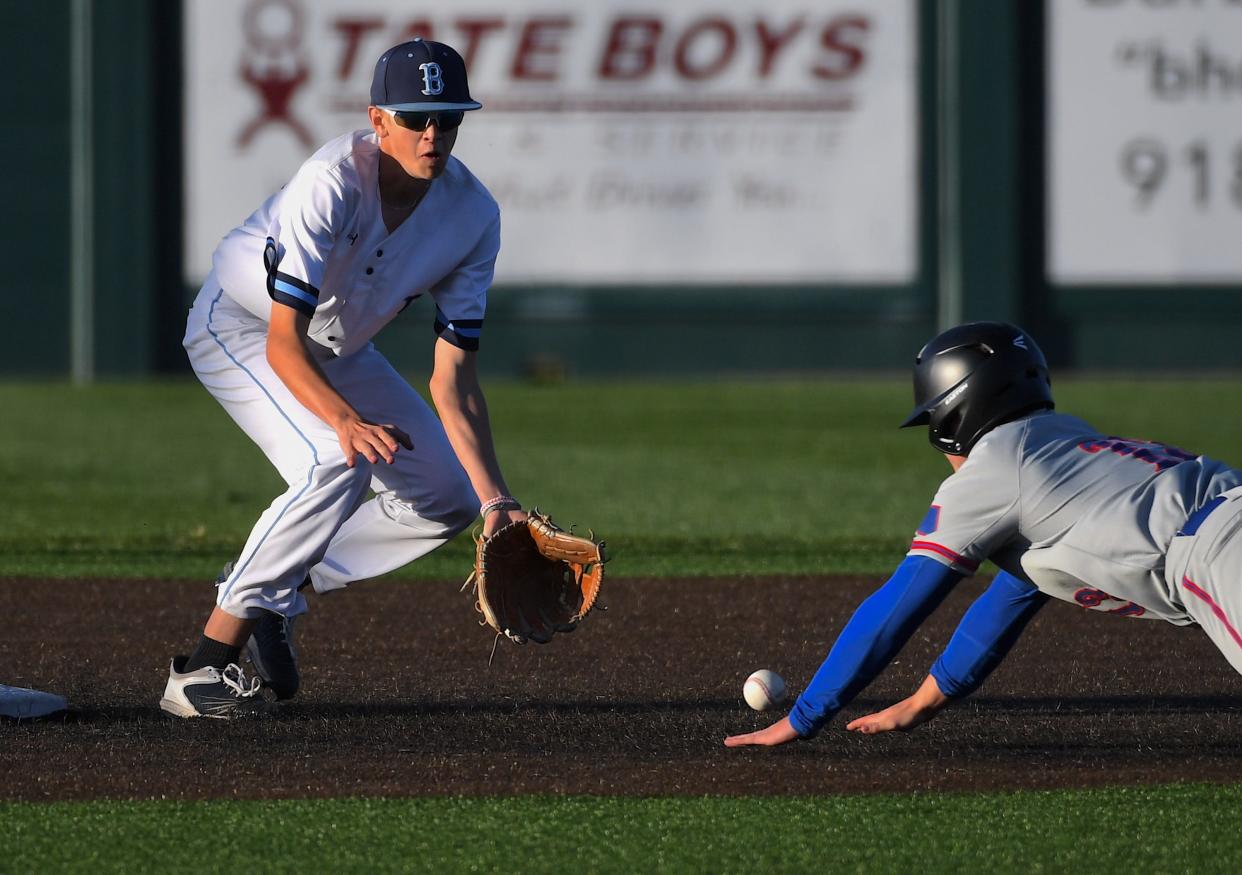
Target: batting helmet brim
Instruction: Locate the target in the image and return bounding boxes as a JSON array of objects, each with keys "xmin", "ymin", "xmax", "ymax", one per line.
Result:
[
  {"xmin": 899, "ymin": 408, "xmax": 931, "ymax": 428},
  {"xmin": 899, "ymin": 382, "xmax": 962, "ymax": 428}
]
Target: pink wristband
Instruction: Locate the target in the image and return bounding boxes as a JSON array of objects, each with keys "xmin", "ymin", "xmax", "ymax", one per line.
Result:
[{"xmin": 479, "ymin": 495, "xmax": 521, "ymax": 517}]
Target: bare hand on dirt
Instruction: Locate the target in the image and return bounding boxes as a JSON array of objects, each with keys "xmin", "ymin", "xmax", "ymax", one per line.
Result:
[{"xmin": 724, "ymin": 716, "xmax": 799, "ymax": 748}]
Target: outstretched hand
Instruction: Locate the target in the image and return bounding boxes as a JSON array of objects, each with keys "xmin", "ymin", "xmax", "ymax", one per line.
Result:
[
  {"xmin": 845, "ymin": 699, "xmax": 933, "ymax": 735},
  {"xmin": 845, "ymin": 675, "xmax": 949, "ymax": 735},
  {"xmin": 724, "ymin": 716, "xmax": 799, "ymax": 748}
]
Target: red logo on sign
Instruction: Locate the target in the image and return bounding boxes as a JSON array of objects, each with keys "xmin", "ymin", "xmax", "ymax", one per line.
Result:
[{"xmin": 238, "ymin": 0, "xmax": 313, "ymax": 148}]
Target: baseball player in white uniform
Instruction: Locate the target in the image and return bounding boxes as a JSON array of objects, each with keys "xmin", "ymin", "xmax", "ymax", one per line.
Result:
[
  {"xmin": 727, "ymin": 322, "xmax": 1242, "ymax": 748},
  {"xmin": 161, "ymin": 40, "xmax": 526, "ymax": 718}
]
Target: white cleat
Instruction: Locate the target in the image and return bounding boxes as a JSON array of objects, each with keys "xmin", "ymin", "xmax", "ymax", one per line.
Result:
[{"xmin": 159, "ymin": 658, "xmax": 268, "ymax": 719}]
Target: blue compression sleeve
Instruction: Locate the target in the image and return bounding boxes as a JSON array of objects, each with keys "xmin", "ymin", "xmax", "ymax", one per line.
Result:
[
  {"xmin": 787, "ymin": 556, "xmax": 963, "ymax": 738},
  {"xmin": 929, "ymin": 570, "xmax": 1048, "ymax": 698}
]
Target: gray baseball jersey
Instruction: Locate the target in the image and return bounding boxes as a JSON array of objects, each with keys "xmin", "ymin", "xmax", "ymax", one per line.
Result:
[{"xmin": 908, "ymin": 411, "xmax": 1242, "ymax": 625}]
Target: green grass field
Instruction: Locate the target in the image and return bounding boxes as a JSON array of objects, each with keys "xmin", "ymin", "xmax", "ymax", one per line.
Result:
[
  {"xmin": 4, "ymin": 787, "xmax": 1242, "ymax": 873},
  {"xmin": 5, "ymin": 377, "xmax": 1242, "ymax": 871},
  {"xmin": 4, "ymin": 377, "xmax": 1242, "ymax": 579}
]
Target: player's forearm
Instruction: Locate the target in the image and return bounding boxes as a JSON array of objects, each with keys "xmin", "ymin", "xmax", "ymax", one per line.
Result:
[
  {"xmin": 266, "ymin": 331, "xmax": 359, "ymax": 430},
  {"xmin": 787, "ymin": 556, "xmax": 962, "ymax": 737},
  {"xmin": 430, "ymin": 374, "xmax": 512, "ymax": 505},
  {"xmin": 929, "ymin": 571, "xmax": 1048, "ymax": 698}
]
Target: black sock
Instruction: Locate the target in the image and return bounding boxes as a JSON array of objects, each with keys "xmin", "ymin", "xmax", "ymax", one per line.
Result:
[{"xmin": 184, "ymin": 636, "xmax": 242, "ymax": 672}]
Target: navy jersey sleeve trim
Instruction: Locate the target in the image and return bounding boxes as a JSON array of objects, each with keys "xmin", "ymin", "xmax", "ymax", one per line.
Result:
[
  {"xmin": 929, "ymin": 571, "xmax": 1048, "ymax": 699},
  {"xmin": 433, "ymin": 306, "xmax": 482, "ymax": 351},
  {"xmin": 787, "ymin": 556, "xmax": 963, "ymax": 738},
  {"xmin": 264, "ymin": 237, "xmax": 320, "ymax": 317}
]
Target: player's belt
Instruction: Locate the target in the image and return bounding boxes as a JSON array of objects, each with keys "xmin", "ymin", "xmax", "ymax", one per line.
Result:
[{"xmin": 1177, "ymin": 495, "xmax": 1227, "ymax": 538}]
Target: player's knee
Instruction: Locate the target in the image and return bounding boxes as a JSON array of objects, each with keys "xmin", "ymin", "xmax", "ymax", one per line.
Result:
[
  {"xmin": 267, "ymin": 457, "xmax": 373, "ymax": 519},
  {"xmin": 421, "ymin": 477, "xmax": 477, "ymax": 534},
  {"xmin": 309, "ymin": 457, "xmax": 374, "ymax": 507},
  {"xmin": 371, "ymin": 477, "xmax": 475, "ymax": 535},
  {"xmin": 410, "ymin": 479, "xmax": 476, "ymax": 535},
  {"xmin": 440, "ymin": 482, "xmax": 478, "ymax": 535}
]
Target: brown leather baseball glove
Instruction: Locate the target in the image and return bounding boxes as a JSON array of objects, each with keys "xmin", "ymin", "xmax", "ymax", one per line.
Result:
[{"xmin": 464, "ymin": 509, "xmax": 606, "ymax": 648}]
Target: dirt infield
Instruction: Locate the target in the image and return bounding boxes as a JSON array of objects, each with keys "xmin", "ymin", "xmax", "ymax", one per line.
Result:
[{"xmin": 3, "ymin": 574, "xmax": 1242, "ymax": 801}]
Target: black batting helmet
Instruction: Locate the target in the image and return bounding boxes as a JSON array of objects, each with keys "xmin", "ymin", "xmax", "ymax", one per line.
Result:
[{"xmin": 899, "ymin": 321, "xmax": 1053, "ymax": 455}]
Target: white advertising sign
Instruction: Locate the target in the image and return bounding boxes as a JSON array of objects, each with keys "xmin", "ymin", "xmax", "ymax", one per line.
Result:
[
  {"xmin": 1048, "ymin": 0, "xmax": 1242, "ymax": 284},
  {"xmin": 184, "ymin": 0, "xmax": 917, "ymax": 285}
]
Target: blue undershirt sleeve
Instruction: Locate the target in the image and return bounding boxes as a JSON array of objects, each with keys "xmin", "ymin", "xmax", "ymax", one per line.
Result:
[
  {"xmin": 787, "ymin": 556, "xmax": 963, "ymax": 738},
  {"xmin": 929, "ymin": 570, "xmax": 1048, "ymax": 698}
]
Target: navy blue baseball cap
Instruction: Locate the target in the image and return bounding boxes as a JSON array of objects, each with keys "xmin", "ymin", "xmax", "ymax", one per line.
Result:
[{"xmin": 370, "ymin": 39, "xmax": 482, "ymax": 112}]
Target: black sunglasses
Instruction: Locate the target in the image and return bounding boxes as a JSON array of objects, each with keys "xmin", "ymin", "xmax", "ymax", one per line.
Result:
[{"xmin": 389, "ymin": 110, "xmax": 465, "ymax": 132}]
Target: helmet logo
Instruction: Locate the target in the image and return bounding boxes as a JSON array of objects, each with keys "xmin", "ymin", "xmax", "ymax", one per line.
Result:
[
  {"xmin": 940, "ymin": 381, "xmax": 969, "ymax": 407},
  {"xmin": 1013, "ymin": 335, "xmax": 1028, "ymax": 350}
]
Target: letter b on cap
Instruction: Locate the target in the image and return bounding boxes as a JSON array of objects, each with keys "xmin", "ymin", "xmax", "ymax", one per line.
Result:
[{"xmin": 420, "ymin": 62, "xmax": 444, "ymax": 95}]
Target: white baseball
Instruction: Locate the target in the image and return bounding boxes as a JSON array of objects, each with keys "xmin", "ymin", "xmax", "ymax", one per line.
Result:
[{"xmin": 743, "ymin": 669, "xmax": 787, "ymax": 711}]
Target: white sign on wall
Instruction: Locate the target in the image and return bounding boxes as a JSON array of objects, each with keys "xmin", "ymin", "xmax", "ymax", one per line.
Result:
[
  {"xmin": 184, "ymin": 0, "xmax": 917, "ymax": 285},
  {"xmin": 1048, "ymin": 0, "xmax": 1242, "ymax": 284}
]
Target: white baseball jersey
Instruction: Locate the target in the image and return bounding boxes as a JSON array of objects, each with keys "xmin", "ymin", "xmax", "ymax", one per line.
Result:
[
  {"xmin": 908, "ymin": 411, "xmax": 1242, "ymax": 625},
  {"xmin": 213, "ymin": 129, "xmax": 499, "ymax": 356},
  {"xmin": 183, "ymin": 130, "xmax": 499, "ymax": 620}
]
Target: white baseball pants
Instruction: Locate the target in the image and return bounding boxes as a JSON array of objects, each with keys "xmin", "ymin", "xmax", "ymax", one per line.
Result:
[
  {"xmin": 1166, "ymin": 486, "xmax": 1242, "ymax": 676},
  {"xmin": 183, "ymin": 281, "xmax": 477, "ymax": 619}
]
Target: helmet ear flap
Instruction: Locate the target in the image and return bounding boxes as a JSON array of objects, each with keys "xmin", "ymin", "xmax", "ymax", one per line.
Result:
[
  {"xmin": 929, "ymin": 407, "xmax": 965, "ymax": 454},
  {"xmin": 937, "ymin": 408, "xmax": 962, "ymax": 438}
]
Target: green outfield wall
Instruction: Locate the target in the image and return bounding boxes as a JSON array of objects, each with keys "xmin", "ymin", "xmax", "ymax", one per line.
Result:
[{"xmin": 1, "ymin": 1, "xmax": 1237, "ymax": 378}]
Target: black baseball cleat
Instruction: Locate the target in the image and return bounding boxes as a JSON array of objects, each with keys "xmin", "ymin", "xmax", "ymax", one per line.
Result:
[
  {"xmin": 245, "ymin": 611, "xmax": 300, "ymax": 700},
  {"xmin": 159, "ymin": 657, "xmax": 269, "ymax": 719}
]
